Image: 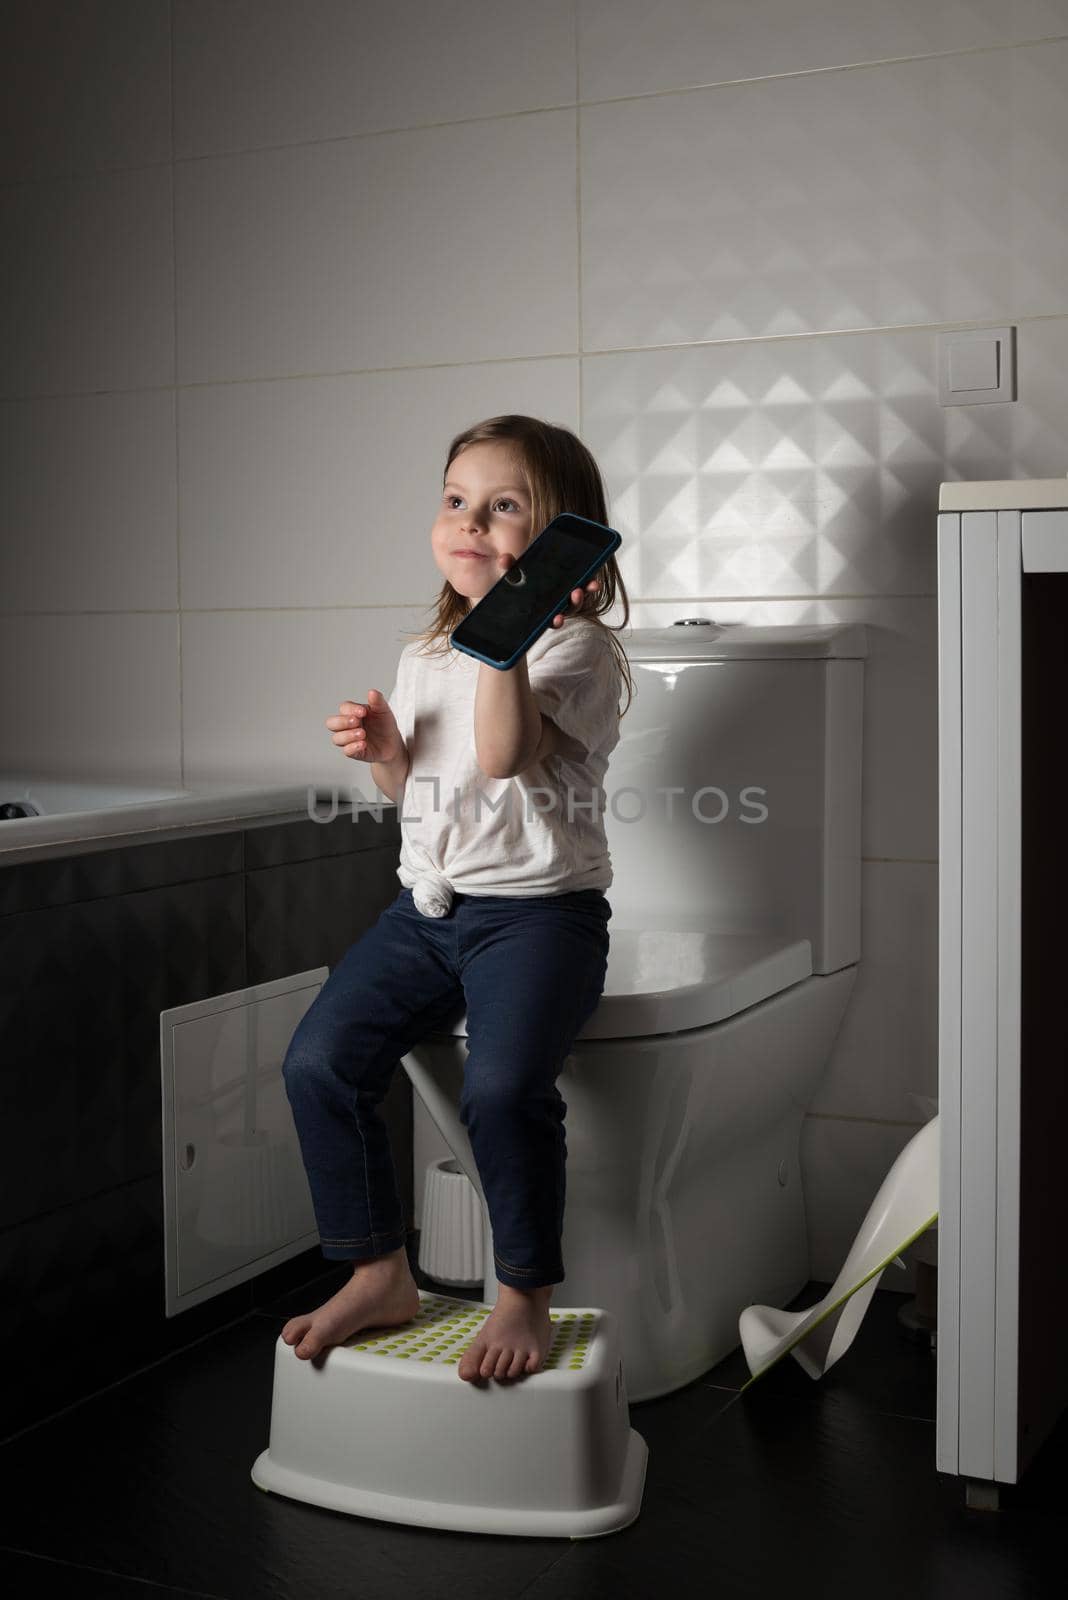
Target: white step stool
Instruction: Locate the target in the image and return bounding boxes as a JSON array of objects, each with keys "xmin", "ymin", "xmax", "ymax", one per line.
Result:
[{"xmin": 252, "ymin": 1290, "xmax": 648, "ymax": 1538}]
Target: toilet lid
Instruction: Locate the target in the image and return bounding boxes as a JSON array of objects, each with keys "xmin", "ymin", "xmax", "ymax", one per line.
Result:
[{"xmin": 430, "ymin": 922, "xmax": 813, "ymax": 1042}]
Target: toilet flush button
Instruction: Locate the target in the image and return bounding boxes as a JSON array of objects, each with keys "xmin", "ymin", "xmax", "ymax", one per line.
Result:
[{"xmin": 777, "ymin": 1160, "xmax": 789, "ymax": 1188}]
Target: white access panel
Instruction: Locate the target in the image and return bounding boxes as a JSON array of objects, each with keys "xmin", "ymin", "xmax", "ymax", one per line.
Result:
[
  {"xmin": 937, "ymin": 496, "xmax": 1068, "ymax": 1488},
  {"xmin": 161, "ymin": 969, "xmax": 328, "ymax": 1316}
]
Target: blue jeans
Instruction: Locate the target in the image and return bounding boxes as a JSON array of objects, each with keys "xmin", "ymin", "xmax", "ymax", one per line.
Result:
[{"xmin": 281, "ymin": 885, "xmax": 611, "ymax": 1290}]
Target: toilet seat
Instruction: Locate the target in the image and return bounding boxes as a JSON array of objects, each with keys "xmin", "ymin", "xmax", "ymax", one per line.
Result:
[{"xmin": 431, "ymin": 924, "xmax": 813, "ymax": 1042}]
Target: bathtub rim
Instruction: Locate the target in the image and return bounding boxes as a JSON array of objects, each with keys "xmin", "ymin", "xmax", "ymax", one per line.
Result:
[{"xmin": 0, "ymin": 784, "xmax": 396, "ymax": 866}]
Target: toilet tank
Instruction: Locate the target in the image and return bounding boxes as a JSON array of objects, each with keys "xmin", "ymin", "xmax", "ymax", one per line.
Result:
[{"xmin": 603, "ymin": 619, "xmax": 867, "ymax": 976}]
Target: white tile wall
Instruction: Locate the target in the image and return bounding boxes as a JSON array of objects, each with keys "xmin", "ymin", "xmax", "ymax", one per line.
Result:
[
  {"xmin": 0, "ymin": 613, "xmax": 181, "ymax": 783},
  {"xmin": 4, "ymin": 0, "xmax": 1067, "ymax": 1285},
  {"xmin": 0, "ymin": 166, "xmax": 175, "ymax": 396},
  {"xmin": 173, "ymin": 111, "xmax": 579, "ymax": 383},
  {"xmin": 801, "ymin": 1114, "xmax": 928, "ymax": 1287},
  {"xmin": 172, "ymin": 0, "xmax": 576, "ymax": 157},
  {"xmin": 0, "ymin": 390, "xmax": 177, "ymax": 613},
  {"xmin": 579, "ymin": 0, "xmax": 1068, "ymax": 100},
  {"xmin": 175, "ymin": 360, "xmax": 578, "ymax": 614},
  {"xmin": 0, "ymin": 0, "xmax": 172, "ymax": 183},
  {"xmin": 580, "ymin": 41, "xmax": 1068, "ymax": 349}
]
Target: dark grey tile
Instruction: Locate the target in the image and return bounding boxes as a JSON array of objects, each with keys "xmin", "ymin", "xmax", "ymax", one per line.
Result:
[
  {"xmin": 246, "ymin": 839, "xmax": 402, "ymax": 981},
  {"xmin": 0, "ymin": 1175, "xmax": 254, "ymax": 1443},
  {"xmin": 0, "ymin": 873, "xmax": 246, "ymax": 1229},
  {"xmin": 522, "ymin": 1391, "xmax": 1067, "ymax": 1600},
  {"xmin": 0, "ymin": 1549, "xmax": 220, "ymax": 1599},
  {"xmin": 0, "ymin": 814, "xmax": 413, "ymax": 1447},
  {"xmin": 242, "ymin": 802, "xmax": 399, "ymax": 870},
  {"xmin": 0, "ymin": 829, "xmax": 244, "ymax": 916}
]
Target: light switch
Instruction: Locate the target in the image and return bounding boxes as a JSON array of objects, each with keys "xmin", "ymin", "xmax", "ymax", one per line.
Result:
[
  {"xmin": 939, "ymin": 327, "xmax": 1016, "ymax": 406},
  {"xmin": 949, "ymin": 340, "xmax": 998, "ymax": 392}
]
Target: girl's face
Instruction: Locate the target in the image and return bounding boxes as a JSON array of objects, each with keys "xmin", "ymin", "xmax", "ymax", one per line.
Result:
[{"xmin": 432, "ymin": 442, "xmax": 535, "ymax": 610}]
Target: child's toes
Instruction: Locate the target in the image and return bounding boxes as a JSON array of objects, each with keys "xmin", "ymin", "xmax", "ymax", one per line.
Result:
[{"xmin": 484, "ymin": 1346, "xmax": 508, "ymax": 1380}]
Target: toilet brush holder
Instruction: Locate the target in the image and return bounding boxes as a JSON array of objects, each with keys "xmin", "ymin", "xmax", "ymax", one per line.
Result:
[
  {"xmin": 251, "ymin": 1291, "xmax": 649, "ymax": 1538},
  {"xmin": 418, "ymin": 1157, "xmax": 486, "ymax": 1286}
]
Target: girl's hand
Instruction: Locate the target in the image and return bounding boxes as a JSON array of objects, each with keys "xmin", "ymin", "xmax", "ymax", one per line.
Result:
[
  {"xmin": 494, "ymin": 552, "xmax": 601, "ymax": 629},
  {"xmin": 326, "ymin": 689, "xmax": 403, "ymax": 763}
]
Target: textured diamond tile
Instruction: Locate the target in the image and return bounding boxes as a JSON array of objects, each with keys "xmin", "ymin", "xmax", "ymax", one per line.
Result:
[
  {"xmin": 581, "ymin": 41, "xmax": 1068, "ymax": 351},
  {"xmin": 1009, "ymin": 318, "xmax": 1068, "ymax": 468},
  {"xmin": 582, "ymin": 321, "xmax": 1068, "ymax": 602}
]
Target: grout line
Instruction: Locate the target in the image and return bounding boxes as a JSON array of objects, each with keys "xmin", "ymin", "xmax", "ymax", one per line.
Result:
[
  {"xmin": 560, "ymin": 33, "xmax": 1068, "ymax": 108},
  {"xmin": 5, "ymin": 312, "xmax": 1068, "ymax": 403},
  {"xmin": 510, "ymin": 1544, "xmax": 580, "ymax": 1600},
  {"xmin": 3, "ymin": 33, "xmax": 1067, "ymax": 190},
  {"xmin": 169, "ymin": 0, "xmax": 185, "ymax": 791},
  {"xmin": 575, "ymin": 0, "xmax": 583, "ymax": 440},
  {"xmin": 0, "ymin": 595, "xmax": 938, "ymax": 617},
  {"xmin": 0, "ymin": 1547, "xmax": 229, "ymax": 1599}
]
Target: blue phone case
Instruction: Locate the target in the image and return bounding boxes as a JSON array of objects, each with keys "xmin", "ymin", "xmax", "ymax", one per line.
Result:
[{"xmin": 449, "ymin": 513, "xmax": 622, "ymax": 671}]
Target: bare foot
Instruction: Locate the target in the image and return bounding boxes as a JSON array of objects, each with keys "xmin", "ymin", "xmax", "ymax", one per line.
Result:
[
  {"xmin": 281, "ymin": 1246, "xmax": 421, "ymax": 1361},
  {"xmin": 457, "ymin": 1282, "xmax": 555, "ymax": 1383}
]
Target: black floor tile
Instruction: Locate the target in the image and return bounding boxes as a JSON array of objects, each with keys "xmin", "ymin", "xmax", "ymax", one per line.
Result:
[
  {"xmin": 521, "ymin": 1394, "xmax": 1066, "ymax": 1600},
  {"xmin": 0, "ymin": 1547, "xmax": 219, "ymax": 1598},
  {"xmin": 0, "ymin": 1299, "xmax": 568, "ymax": 1600},
  {"xmin": 1, "ymin": 1242, "xmax": 1064, "ymax": 1600}
]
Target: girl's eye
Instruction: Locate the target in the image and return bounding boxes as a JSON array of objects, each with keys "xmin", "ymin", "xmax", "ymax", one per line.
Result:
[{"xmin": 444, "ymin": 496, "xmax": 518, "ymax": 512}]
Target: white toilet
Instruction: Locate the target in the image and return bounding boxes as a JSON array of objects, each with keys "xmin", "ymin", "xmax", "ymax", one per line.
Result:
[{"xmin": 402, "ymin": 616, "xmax": 868, "ymax": 1402}]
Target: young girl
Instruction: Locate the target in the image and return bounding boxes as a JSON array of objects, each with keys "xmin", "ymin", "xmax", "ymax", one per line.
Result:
[{"xmin": 280, "ymin": 414, "xmax": 633, "ymax": 1386}]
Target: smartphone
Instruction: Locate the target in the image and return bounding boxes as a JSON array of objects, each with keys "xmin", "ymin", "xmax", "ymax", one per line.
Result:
[{"xmin": 449, "ymin": 512, "xmax": 622, "ymax": 670}]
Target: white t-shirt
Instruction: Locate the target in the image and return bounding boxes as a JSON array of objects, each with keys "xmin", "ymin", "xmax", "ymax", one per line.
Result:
[{"xmin": 385, "ymin": 618, "xmax": 622, "ymax": 913}]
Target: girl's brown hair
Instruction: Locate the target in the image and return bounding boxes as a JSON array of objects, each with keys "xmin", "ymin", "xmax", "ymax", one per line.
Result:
[{"xmin": 404, "ymin": 414, "xmax": 634, "ymax": 717}]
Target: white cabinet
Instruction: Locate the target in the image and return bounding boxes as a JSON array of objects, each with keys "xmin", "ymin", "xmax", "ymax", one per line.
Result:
[{"xmin": 937, "ymin": 482, "xmax": 1068, "ymax": 1495}]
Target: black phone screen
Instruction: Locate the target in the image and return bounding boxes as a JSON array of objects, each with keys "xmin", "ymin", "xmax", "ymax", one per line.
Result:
[{"xmin": 451, "ymin": 513, "xmax": 620, "ymax": 666}]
